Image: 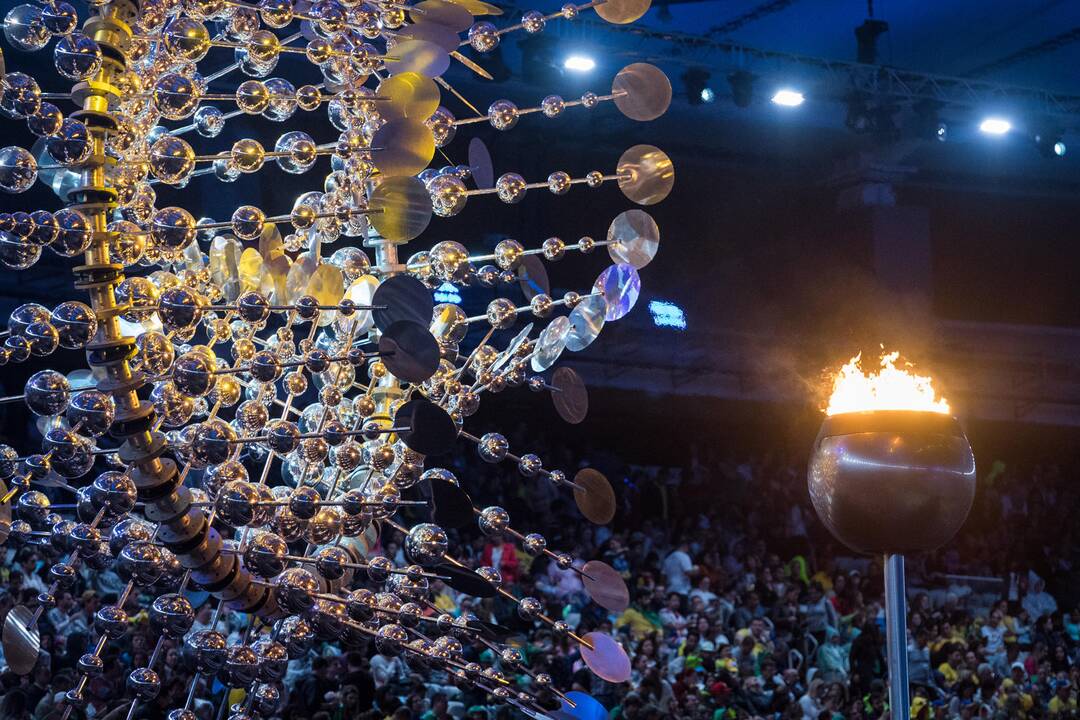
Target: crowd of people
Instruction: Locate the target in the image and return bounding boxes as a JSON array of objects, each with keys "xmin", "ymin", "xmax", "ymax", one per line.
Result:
[{"xmin": 0, "ymin": 433, "xmax": 1079, "ymax": 720}]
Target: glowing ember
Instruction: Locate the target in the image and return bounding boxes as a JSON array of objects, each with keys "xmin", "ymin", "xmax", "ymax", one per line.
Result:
[{"xmin": 825, "ymin": 350, "xmax": 950, "ymax": 416}]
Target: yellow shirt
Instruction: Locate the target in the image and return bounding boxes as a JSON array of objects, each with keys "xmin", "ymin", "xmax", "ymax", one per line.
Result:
[
  {"xmin": 938, "ymin": 662, "xmax": 959, "ymax": 687},
  {"xmin": 1049, "ymin": 696, "xmax": 1077, "ymax": 715},
  {"xmin": 615, "ymin": 608, "xmax": 660, "ymax": 639}
]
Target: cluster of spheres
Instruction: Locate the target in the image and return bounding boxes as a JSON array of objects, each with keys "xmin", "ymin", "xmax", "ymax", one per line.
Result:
[{"xmin": 0, "ymin": 0, "xmax": 673, "ymax": 717}]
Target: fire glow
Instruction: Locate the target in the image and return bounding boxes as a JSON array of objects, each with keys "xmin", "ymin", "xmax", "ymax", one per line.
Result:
[{"xmin": 825, "ymin": 350, "xmax": 950, "ymax": 416}]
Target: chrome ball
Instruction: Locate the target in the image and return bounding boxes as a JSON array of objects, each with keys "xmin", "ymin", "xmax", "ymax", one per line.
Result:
[
  {"xmin": 150, "ymin": 593, "xmax": 195, "ymax": 639},
  {"xmin": 403, "ymin": 522, "xmax": 448, "ymax": 566},
  {"xmin": 127, "ymin": 667, "xmax": 162, "ymax": 701},
  {"xmin": 183, "ymin": 630, "xmax": 228, "ymax": 673}
]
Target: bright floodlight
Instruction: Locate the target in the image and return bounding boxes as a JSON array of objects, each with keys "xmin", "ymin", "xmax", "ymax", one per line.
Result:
[
  {"xmin": 771, "ymin": 89, "xmax": 804, "ymax": 107},
  {"xmin": 979, "ymin": 117, "xmax": 1011, "ymax": 135},
  {"xmin": 700, "ymin": 87, "xmax": 715, "ymax": 103},
  {"xmin": 1054, "ymin": 141, "xmax": 1067, "ymax": 157},
  {"xmin": 564, "ymin": 55, "xmax": 596, "ymax": 72}
]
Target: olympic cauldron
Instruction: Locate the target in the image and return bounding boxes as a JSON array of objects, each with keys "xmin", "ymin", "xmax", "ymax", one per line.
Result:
[{"xmin": 808, "ymin": 409, "xmax": 976, "ymax": 555}]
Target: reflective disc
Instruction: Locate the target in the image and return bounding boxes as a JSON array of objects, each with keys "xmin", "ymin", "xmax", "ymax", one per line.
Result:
[
  {"xmin": 580, "ymin": 632, "xmax": 631, "ymax": 683},
  {"xmin": 379, "ymin": 320, "xmax": 440, "ymax": 384},
  {"xmin": 607, "ymin": 209, "xmax": 659, "ymax": 269},
  {"xmin": 593, "ymin": 263, "xmax": 640, "ymax": 321},
  {"xmin": 612, "ymin": 63, "xmax": 671, "ymax": 121},
  {"xmin": 616, "ymin": 144, "xmax": 674, "ymax": 205},
  {"xmin": 565, "ymin": 296, "xmax": 607, "ymax": 352},
  {"xmin": 531, "ymin": 316, "xmax": 570, "ymax": 372},
  {"xmin": 2, "ymin": 605, "xmax": 39, "ymax": 676},
  {"xmin": 581, "ymin": 560, "xmax": 629, "ymax": 612},
  {"xmin": 372, "ymin": 274, "xmax": 434, "ymax": 331}
]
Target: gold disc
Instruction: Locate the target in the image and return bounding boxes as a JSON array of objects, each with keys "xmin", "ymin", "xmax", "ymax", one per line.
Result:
[
  {"xmin": 612, "ymin": 63, "xmax": 671, "ymax": 121},
  {"xmin": 595, "ymin": 0, "xmax": 651, "ymax": 24},
  {"xmin": 573, "ymin": 468, "xmax": 616, "ymax": 524},
  {"xmin": 384, "ymin": 39, "xmax": 451, "ymax": 78},
  {"xmin": 209, "ymin": 235, "xmax": 242, "ymax": 302},
  {"xmin": 411, "ymin": 0, "xmax": 474, "ymax": 31},
  {"xmin": 448, "ymin": 0, "xmax": 503, "ymax": 15},
  {"xmin": 371, "ymin": 119, "xmax": 436, "ymax": 177},
  {"xmin": 376, "ymin": 71, "xmax": 441, "ymax": 120},
  {"xmin": 258, "ymin": 222, "xmax": 284, "ymax": 263},
  {"xmin": 285, "ymin": 252, "xmax": 317, "ymax": 304},
  {"xmin": 617, "ymin": 144, "xmax": 674, "ymax": 205},
  {"xmin": 397, "ymin": 21, "xmax": 462, "ymax": 53},
  {"xmin": 238, "ymin": 247, "xmax": 265, "ymax": 293},
  {"xmin": 261, "ymin": 254, "xmax": 291, "ymax": 304},
  {"xmin": 369, "ymin": 176, "xmax": 433, "ymax": 243},
  {"xmin": 306, "ymin": 263, "xmax": 345, "ymax": 327}
]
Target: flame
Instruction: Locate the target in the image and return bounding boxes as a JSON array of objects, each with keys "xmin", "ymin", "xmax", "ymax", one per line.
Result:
[{"xmin": 824, "ymin": 350, "xmax": 950, "ymax": 416}]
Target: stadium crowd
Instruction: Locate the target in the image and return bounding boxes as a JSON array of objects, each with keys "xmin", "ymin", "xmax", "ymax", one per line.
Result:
[{"xmin": 0, "ymin": 436, "xmax": 1078, "ymax": 720}]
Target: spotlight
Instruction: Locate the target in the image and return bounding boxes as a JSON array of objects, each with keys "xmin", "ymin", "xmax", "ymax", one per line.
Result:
[
  {"xmin": 1034, "ymin": 129, "xmax": 1066, "ymax": 158},
  {"xmin": 563, "ymin": 55, "xmax": 595, "ymax": 72},
  {"xmin": 912, "ymin": 100, "xmax": 947, "ymax": 143},
  {"xmin": 682, "ymin": 68, "xmax": 710, "ymax": 106},
  {"xmin": 979, "ymin": 117, "xmax": 1011, "ymax": 135},
  {"xmin": 727, "ymin": 70, "xmax": 754, "ymax": 108},
  {"xmin": 771, "ymin": 89, "xmax": 804, "ymax": 107}
]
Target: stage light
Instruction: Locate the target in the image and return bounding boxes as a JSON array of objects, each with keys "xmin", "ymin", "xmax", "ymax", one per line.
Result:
[
  {"xmin": 648, "ymin": 300, "xmax": 687, "ymax": 329},
  {"xmin": 434, "ymin": 281, "xmax": 463, "ymax": 304},
  {"xmin": 727, "ymin": 70, "xmax": 754, "ymax": 108},
  {"xmin": 1034, "ymin": 129, "xmax": 1066, "ymax": 158},
  {"xmin": 935, "ymin": 122, "xmax": 948, "ymax": 142},
  {"xmin": 564, "ymin": 54, "xmax": 595, "ymax": 72},
  {"xmin": 772, "ymin": 89, "xmax": 804, "ymax": 107},
  {"xmin": 682, "ymin": 68, "xmax": 710, "ymax": 106},
  {"xmin": 979, "ymin": 117, "xmax": 1011, "ymax": 135}
]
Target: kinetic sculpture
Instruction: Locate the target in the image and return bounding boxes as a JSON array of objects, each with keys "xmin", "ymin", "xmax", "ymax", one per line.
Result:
[{"xmin": 0, "ymin": 0, "xmax": 674, "ymax": 717}]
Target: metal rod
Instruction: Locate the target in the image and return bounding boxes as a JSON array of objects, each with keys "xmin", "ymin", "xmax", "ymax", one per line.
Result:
[{"xmin": 884, "ymin": 553, "xmax": 909, "ymax": 720}]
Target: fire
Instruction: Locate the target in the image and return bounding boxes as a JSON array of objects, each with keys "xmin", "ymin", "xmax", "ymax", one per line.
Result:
[{"xmin": 825, "ymin": 350, "xmax": 950, "ymax": 416}]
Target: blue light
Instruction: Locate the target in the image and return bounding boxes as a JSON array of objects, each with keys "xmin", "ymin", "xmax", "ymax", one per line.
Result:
[
  {"xmin": 434, "ymin": 282, "xmax": 461, "ymax": 304},
  {"xmin": 648, "ymin": 300, "xmax": 686, "ymax": 329}
]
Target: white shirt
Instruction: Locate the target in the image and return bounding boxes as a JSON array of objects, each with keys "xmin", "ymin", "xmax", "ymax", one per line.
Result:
[
  {"xmin": 370, "ymin": 653, "xmax": 407, "ymax": 687},
  {"xmin": 663, "ymin": 550, "xmax": 693, "ymax": 594},
  {"xmin": 690, "ymin": 588, "xmax": 717, "ymax": 607},
  {"xmin": 981, "ymin": 624, "xmax": 1006, "ymax": 655},
  {"xmin": 1023, "ymin": 590, "xmax": 1058, "ymax": 620}
]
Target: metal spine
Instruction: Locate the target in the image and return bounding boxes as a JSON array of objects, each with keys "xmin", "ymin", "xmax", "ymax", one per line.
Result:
[{"xmin": 71, "ymin": 2, "xmax": 279, "ymax": 620}]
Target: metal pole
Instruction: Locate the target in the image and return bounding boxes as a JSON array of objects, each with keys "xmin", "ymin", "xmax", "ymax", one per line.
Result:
[{"xmin": 884, "ymin": 554, "xmax": 909, "ymax": 720}]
